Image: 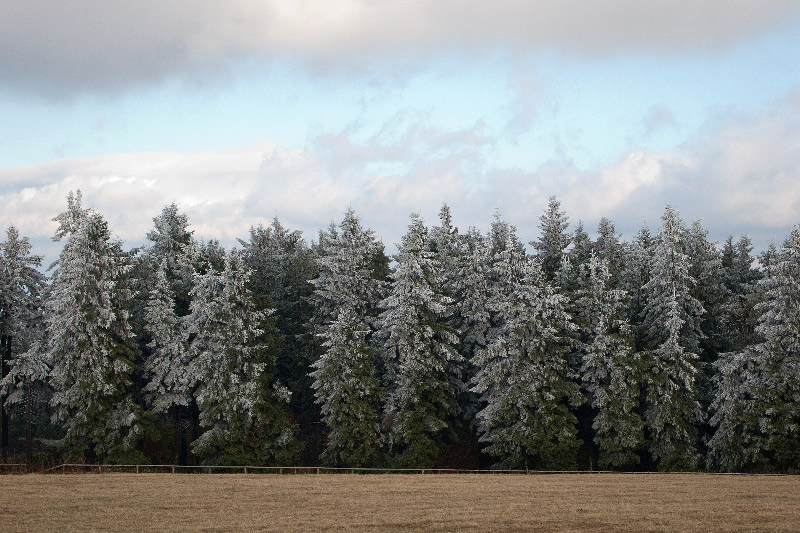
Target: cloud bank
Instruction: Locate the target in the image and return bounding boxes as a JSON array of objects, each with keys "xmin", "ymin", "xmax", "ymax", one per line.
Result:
[
  {"xmin": 2, "ymin": 91, "xmax": 799, "ymax": 266},
  {"xmin": 3, "ymin": 1, "xmax": 798, "ymax": 98}
]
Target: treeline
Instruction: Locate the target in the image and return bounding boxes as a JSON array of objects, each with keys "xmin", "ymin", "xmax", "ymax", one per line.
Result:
[{"xmin": 1, "ymin": 192, "xmax": 798, "ymax": 472}]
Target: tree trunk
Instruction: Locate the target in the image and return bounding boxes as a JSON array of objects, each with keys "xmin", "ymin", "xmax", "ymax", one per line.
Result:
[
  {"xmin": 26, "ymin": 380, "xmax": 33, "ymax": 468},
  {"xmin": 173, "ymin": 408, "xmax": 188, "ymax": 465},
  {"xmin": 179, "ymin": 407, "xmax": 188, "ymax": 466}
]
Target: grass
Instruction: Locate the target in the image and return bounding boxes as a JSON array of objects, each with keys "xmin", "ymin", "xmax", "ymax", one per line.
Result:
[{"xmin": 1, "ymin": 472, "xmax": 799, "ymax": 532}]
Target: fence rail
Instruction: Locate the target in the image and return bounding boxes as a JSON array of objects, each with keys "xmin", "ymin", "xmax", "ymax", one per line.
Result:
[
  {"xmin": 7, "ymin": 463, "xmax": 786, "ymax": 476},
  {"xmin": 0, "ymin": 463, "xmax": 29, "ymax": 473}
]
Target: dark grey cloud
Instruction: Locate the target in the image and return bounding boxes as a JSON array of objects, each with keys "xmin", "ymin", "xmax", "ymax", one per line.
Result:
[{"xmin": 2, "ymin": 1, "xmax": 798, "ymax": 99}]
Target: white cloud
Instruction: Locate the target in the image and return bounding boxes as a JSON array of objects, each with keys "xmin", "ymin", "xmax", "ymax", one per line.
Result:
[
  {"xmin": 2, "ymin": 1, "xmax": 798, "ymax": 99},
  {"xmin": 676, "ymin": 90, "xmax": 800, "ymax": 233},
  {"xmin": 2, "ymin": 89, "xmax": 799, "ymax": 266}
]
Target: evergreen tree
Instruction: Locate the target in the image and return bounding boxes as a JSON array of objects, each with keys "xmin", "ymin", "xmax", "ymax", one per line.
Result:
[
  {"xmin": 532, "ymin": 196, "xmax": 571, "ymax": 280},
  {"xmin": 142, "ymin": 261, "xmax": 194, "ymax": 413},
  {"xmin": 379, "ymin": 214, "xmax": 460, "ymax": 467},
  {"xmin": 685, "ymin": 221, "xmax": 726, "ymax": 362},
  {"xmin": 310, "ymin": 307, "xmax": 380, "ymax": 466},
  {"xmin": 719, "ymin": 235, "xmax": 762, "ymax": 353},
  {"xmin": 136, "ymin": 203, "xmax": 197, "ymax": 464},
  {"xmin": 621, "ymin": 225, "xmax": 654, "ymax": 352},
  {"xmin": 310, "ymin": 209, "xmax": 385, "ymax": 466},
  {"xmin": 472, "ymin": 257, "xmax": 581, "ymax": 469},
  {"xmin": 0, "ymin": 226, "xmax": 47, "ymax": 461},
  {"xmin": 576, "ymin": 254, "xmax": 643, "ymax": 469},
  {"xmin": 595, "ymin": 217, "xmax": 625, "ymax": 287},
  {"xmin": 453, "ymin": 227, "xmax": 491, "ymax": 424},
  {"xmin": 641, "ymin": 206, "xmax": 705, "ymax": 470},
  {"xmin": 428, "ymin": 204, "xmax": 460, "ymax": 302},
  {"xmin": 188, "ymin": 250, "xmax": 299, "ymax": 465},
  {"xmin": 47, "ymin": 200, "xmax": 142, "ymax": 462},
  {"xmin": 708, "ymin": 227, "xmax": 800, "ymax": 472},
  {"xmin": 240, "ymin": 218, "xmax": 319, "ymax": 460},
  {"xmin": 429, "ymin": 205, "xmax": 479, "ymax": 427},
  {"xmin": 485, "ymin": 212, "xmax": 527, "ymax": 338},
  {"xmin": 569, "ymin": 221, "xmax": 593, "ymax": 267},
  {"xmin": 144, "ymin": 203, "xmax": 195, "ymax": 315}
]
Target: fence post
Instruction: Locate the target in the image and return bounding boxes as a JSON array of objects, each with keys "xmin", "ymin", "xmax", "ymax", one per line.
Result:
[
  {"xmin": 317, "ymin": 467, "xmax": 320, "ymax": 475},
  {"xmin": 136, "ymin": 465, "xmax": 139, "ymax": 474},
  {"xmin": 244, "ymin": 467, "xmax": 247, "ymax": 475},
  {"xmin": 171, "ymin": 466, "xmax": 175, "ymax": 474}
]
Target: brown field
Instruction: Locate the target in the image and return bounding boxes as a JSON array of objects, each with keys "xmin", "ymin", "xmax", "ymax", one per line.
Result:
[{"xmin": 1, "ymin": 472, "xmax": 799, "ymax": 532}]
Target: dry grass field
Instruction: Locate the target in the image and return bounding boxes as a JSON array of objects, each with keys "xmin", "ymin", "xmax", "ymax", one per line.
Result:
[{"xmin": 1, "ymin": 472, "xmax": 798, "ymax": 532}]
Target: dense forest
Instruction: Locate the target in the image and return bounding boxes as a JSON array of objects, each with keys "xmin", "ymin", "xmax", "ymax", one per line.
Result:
[{"xmin": 1, "ymin": 191, "xmax": 798, "ymax": 473}]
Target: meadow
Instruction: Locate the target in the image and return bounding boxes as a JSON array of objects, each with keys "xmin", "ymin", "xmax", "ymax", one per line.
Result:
[{"xmin": 1, "ymin": 472, "xmax": 798, "ymax": 532}]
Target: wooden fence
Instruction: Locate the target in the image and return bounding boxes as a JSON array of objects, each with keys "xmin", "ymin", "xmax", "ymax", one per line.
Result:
[
  {"xmin": 39, "ymin": 464, "xmax": 546, "ymax": 475},
  {"xmin": 0, "ymin": 463, "xmax": 28, "ymax": 473},
  {"xmin": 0, "ymin": 464, "xmax": 782, "ymax": 476}
]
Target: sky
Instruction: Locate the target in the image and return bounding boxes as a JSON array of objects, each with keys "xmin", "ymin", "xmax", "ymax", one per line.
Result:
[{"xmin": 2, "ymin": 1, "xmax": 800, "ymax": 264}]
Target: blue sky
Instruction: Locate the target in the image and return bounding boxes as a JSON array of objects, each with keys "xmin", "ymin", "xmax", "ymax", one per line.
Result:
[{"xmin": 2, "ymin": 1, "xmax": 800, "ymax": 263}]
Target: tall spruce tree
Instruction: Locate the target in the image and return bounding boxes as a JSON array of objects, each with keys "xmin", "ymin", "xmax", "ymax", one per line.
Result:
[
  {"xmin": 144, "ymin": 203, "xmax": 195, "ymax": 314},
  {"xmin": 595, "ymin": 217, "xmax": 625, "ymax": 287},
  {"xmin": 708, "ymin": 227, "xmax": 800, "ymax": 472},
  {"xmin": 621, "ymin": 225, "xmax": 654, "ymax": 352},
  {"xmin": 719, "ymin": 235, "xmax": 762, "ymax": 354},
  {"xmin": 0, "ymin": 226, "xmax": 47, "ymax": 461},
  {"xmin": 310, "ymin": 209, "xmax": 385, "ymax": 466},
  {"xmin": 576, "ymin": 254, "xmax": 643, "ymax": 469},
  {"xmin": 239, "ymin": 218, "xmax": 318, "ymax": 451},
  {"xmin": 453, "ymin": 227, "xmax": 491, "ymax": 423},
  {"xmin": 472, "ymin": 257, "xmax": 581, "ymax": 469},
  {"xmin": 532, "ymin": 196, "xmax": 571, "ymax": 280},
  {"xmin": 188, "ymin": 249, "xmax": 299, "ymax": 465},
  {"xmin": 48, "ymin": 197, "xmax": 142, "ymax": 462},
  {"xmin": 379, "ymin": 214, "xmax": 460, "ymax": 467},
  {"xmin": 137, "ymin": 204, "xmax": 197, "ymax": 464},
  {"xmin": 142, "ymin": 261, "xmax": 194, "ymax": 413},
  {"xmin": 641, "ymin": 206, "xmax": 705, "ymax": 470}
]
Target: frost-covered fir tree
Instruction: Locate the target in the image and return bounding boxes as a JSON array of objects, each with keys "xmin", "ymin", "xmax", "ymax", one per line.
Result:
[
  {"xmin": 685, "ymin": 221, "xmax": 726, "ymax": 364},
  {"xmin": 428, "ymin": 204, "xmax": 460, "ymax": 296},
  {"xmin": 379, "ymin": 214, "xmax": 460, "ymax": 467},
  {"xmin": 532, "ymin": 196, "xmax": 571, "ymax": 280},
  {"xmin": 310, "ymin": 307, "xmax": 380, "ymax": 466},
  {"xmin": 576, "ymin": 254, "xmax": 643, "ymax": 469},
  {"xmin": 143, "ymin": 261, "xmax": 193, "ymax": 413},
  {"xmin": 310, "ymin": 209, "xmax": 385, "ymax": 466},
  {"xmin": 135, "ymin": 204, "xmax": 198, "ymax": 461},
  {"xmin": 621, "ymin": 225, "xmax": 654, "ymax": 351},
  {"xmin": 312, "ymin": 209, "xmax": 386, "ymax": 330},
  {"xmin": 641, "ymin": 206, "xmax": 704, "ymax": 470},
  {"xmin": 48, "ymin": 199, "xmax": 142, "ymax": 462},
  {"xmin": 719, "ymin": 235, "xmax": 761, "ymax": 354},
  {"xmin": 472, "ymin": 257, "xmax": 582, "ymax": 469},
  {"xmin": 453, "ymin": 227, "xmax": 491, "ymax": 423},
  {"xmin": 0, "ymin": 226, "xmax": 47, "ymax": 460},
  {"xmin": 486, "ymin": 213, "xmax": 527, "ymax": 336},
  {"xmin": 569, "ymin": 221, "xmax": 593, "ymax": 267},
  {"xmin": 240, "ymin": 218, "xmax": 318, "ymax": 435},
  {"xmin": 429, "ymin": 205, "xmax": 478, "ymax": 426},
  {"xmin": 188, "ymin": 249, "xmax": 299, "ymax": 465},
  {"xmin": 144, "ymin": 203, "xmax": 195, "ymax": 314},
  {"xmin": 708, "ymin": 227, "xmax": 800, "ymax": 472},
  {"xmin": 595, "ymin": 217, "xmax": 625, "ymax": 287}
]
